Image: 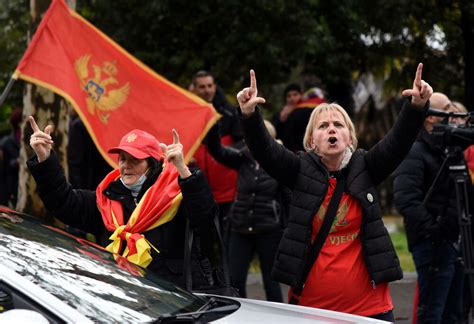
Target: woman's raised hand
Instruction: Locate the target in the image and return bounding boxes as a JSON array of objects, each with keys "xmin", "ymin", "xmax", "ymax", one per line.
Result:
[
  {"xmin": 236, "ymin": 69, "xmax": 266, "ymax": 116},
  {"xmin": 159, "ymin": 129, "xmax": 191, "ymax": 178},
  {"xmin": 28, "ymin": 116, "xmax": 54, "ymax": 162},
  {"xmin": 402, "ymin": 63, "xmax": 433, "ymax": 109}
]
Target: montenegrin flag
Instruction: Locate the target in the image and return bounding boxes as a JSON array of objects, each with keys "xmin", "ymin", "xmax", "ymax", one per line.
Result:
[{"xmin": 13, "ymin": 0, "xmax": 219, "ymax": 167}]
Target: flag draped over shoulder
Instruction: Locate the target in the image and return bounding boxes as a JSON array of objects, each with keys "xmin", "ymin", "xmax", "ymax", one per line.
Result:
[
  {"xmin": 96, "ymin": 162, "xmax": 182, "ymax": 268},
  {"xmin": 13, "ymin": 0, "xmax": 219, "ymax": 167}
]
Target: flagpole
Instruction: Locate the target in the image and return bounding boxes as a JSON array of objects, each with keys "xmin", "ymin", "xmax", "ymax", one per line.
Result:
[{"xmin": 0, "ymin": 77, "xmax": 16, "ymax": 107}]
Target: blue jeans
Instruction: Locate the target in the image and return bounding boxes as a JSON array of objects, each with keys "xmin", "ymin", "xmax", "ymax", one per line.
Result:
[
  {"xmin": 228, "ymin": 230, "xmax": 283, "ymax": 302},
  {"xmin": 412, "ymin": 240, "xmax": 464, "ymax": 323}
]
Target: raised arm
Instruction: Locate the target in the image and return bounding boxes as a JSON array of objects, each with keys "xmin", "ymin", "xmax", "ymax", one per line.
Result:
[
  {"xmin": 27, "ymin": 116, "xmax": 103, "ymax": 234},
  {"xmin": 206, "ymin": 125, "xmax": 244, "ymax": 170},
  {"xmin": 402, "ymin": 63, "xmax": 433, "ymax": 109},
  {"xmin": 160, "ymin": 128, "xmax": 218, "ymax": 223},
  {"xmin": 28, "ymin": 116, "xmax": 54, "ymax": 162},
  {"xmin": 159, "ymin": 129, "xmax": 191, "ymax": 178},
  {"xmin": 365, "ymin": 63, "xmax": 432, "ymax": 184},
  {"xmin": 236, "ymin": 69, "xmax": 266, "ymax": 116},
  {"xmin": 237, "ymin": 70, "xmax": 299, "ymax": 187}
]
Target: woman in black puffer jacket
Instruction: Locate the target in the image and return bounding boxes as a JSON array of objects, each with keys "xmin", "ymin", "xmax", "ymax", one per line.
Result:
[
  {"xmin": 206, "ymin": 121, "xmax": 290, "ymax": 302},
  {"xmin": 235, "ymin": 66, "xmax": 431, "ymax": 321}
]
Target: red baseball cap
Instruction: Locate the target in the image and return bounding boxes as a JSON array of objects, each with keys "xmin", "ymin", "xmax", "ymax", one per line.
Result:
[{"xmin": 108, "ymin": 129, "xmax": 164, "ymax": 160}]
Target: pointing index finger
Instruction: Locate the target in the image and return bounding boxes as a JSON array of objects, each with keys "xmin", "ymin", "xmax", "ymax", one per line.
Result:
[
  {"xmin": 159, "ymin": 143, "xmax": 167, "ymax": 154},
  {"xmin": 414, "ymin": 63, "xmax": 423, "ymax": 88},
  {"xmin": 28, "ymin": 116, "xmax": 40, "ymax": 132},
  {"xmin": 250, "ymin": 69, "xmax": 257, "ymax": 91},
  {"xmin": 172, "ymin": 128, "xmax": 180, "ymax": 144}
]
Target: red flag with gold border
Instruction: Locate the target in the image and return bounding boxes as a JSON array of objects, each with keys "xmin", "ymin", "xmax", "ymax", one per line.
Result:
[{"xmin": 13, "ymin": 0, "xmax": 219, "ymax": 167}]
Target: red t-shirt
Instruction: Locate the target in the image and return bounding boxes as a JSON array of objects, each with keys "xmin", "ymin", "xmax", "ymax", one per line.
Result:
[
  {"xmin": 464, "ymin": 145, "xmax": 474, "ymax": 183},
  {"xmin": 297, "ymin": 177, "xmax": 393, "ymax": 316},
  {"xmin": 193, "ymin": 135, "xmax": 237, "ymax": 203}
]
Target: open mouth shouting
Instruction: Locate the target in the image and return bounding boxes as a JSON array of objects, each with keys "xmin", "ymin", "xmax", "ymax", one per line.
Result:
[{"xmin": 328, "ymin": 136, "xmax": 338, "ymax": 146}]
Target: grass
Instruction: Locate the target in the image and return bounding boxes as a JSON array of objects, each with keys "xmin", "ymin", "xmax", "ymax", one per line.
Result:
[
  {"xmin": 384, "ymin": 214, "xmax": 416, "ymax": 272},
  {"xmin": 390, "ymin": 230, "xmax": 416, "ymax": 272},
  {"xmin": 249, "ymin": 257, "xmax": 260, "ymax": 273}
]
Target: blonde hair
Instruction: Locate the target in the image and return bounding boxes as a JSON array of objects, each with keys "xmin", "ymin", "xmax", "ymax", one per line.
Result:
[
  {"xmin": 303, "ymin": 103, "xmax": 358, "ymax": 152},
  {"xmin": 452, "ymin": 101, "xmax": 468, "ymax": 113},
  {"xmin": 263, "ymin": 120, "xmax": 277, "ymax": 139}
]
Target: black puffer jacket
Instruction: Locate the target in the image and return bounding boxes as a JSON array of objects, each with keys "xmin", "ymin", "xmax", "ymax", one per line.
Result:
[
  {"xmin": 393, "ymin": 128, "xmax": 464, "ymax": 251},
  {"xmin": 206, "ymin": 126, "xmax": 290, "ymax": 233},
  {"xmin": 27, "ymin": 153, "xmax": 217, "ymax": 285},
  {"xmin": 239, "ymin": 99, "xmax": 427, "ymax": 288}
]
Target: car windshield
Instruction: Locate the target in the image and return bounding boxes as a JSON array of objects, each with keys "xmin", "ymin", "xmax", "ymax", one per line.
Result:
[{"xmin": 0, "ymin": 209, "xmax": 207, "ymax": 322}]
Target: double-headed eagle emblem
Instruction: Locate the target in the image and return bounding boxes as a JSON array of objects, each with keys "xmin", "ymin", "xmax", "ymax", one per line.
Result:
[
  {"xmin": 75, "ymin": 55, "xmax": 130, "ymax": 123},
  {"xmin": 316, "ymin": 200, "xmax": 349, "ymax": 234}
]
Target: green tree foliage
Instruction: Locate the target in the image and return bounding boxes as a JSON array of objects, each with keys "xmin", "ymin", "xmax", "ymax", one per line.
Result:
[
  {"xmin": 355, "ymin": 0, "xmax": 469, "ymax": 103},
  {"xmin": 0, "ymin": 0, "xmax": 28, "ymax": 87},
  {"xmin": 77, "ymin": 0, "xmax": 473, "ymax": 112},
  {"xmin": 78, "ymin": 1, "xmax": 322, "ymax": 99},
  {"xmin": 2, "ymin": 0, "xmax": 473, "ymax": 115},
  {"xmin": 0, "ymin": 0, "xmax": 28, "ymax": 133}
]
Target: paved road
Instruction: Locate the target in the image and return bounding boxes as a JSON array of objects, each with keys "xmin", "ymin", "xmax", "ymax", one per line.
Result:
[{"xmin": 245, "ymin": 272, "xmax": 417, "ymax": 323}]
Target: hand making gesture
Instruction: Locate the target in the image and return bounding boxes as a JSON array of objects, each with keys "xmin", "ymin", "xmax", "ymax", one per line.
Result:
[
  {"xmin": 28, "ymin": 116, "xmax": 54, "ymax": 163},
  {"xmin": 159, "ymin": 129, "xmax": 191, "ymax": 178},
  {"xmin": 236, "ymin": 69, "xmax": 266, "ymax": 116},
  {"xmin": 402, "ymin": 63, "xmax": 433, "ymax": 109}
]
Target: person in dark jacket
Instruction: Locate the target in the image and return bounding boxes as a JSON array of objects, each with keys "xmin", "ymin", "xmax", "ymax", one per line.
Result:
[
  {"xmin": 0, "ymin": 107, "xmax": 22, "ymax": 207},
  {"xmin": 283, "ymin": 87, "xmax": 326, "ymax": 153},
  {"xmin": 206, "ymin": 120, "xmax": 290, "ymax": 302},
  {"xmin": 27, "ymin": 116, "xmax": 217, "ymax": 288},
  {"xmin": 393, "ymin": 92, "xmax": 466, "ymax": 323},
  {"xmin": 235, "ymin": 64, "xmax": 431, "ymax": 321},
  {"xmin": 67, "ymin": 113, "xmax": 112, "ymax": 190},
  {"xmin": 271, "ymin": 83, "xmax": 302, "ymax": 141},
  {"xmin": 191, "ymin": 71, "xmax": 241, "ymax": 263}
]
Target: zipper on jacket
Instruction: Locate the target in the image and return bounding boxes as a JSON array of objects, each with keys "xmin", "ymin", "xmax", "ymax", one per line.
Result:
[
  {"xmin": 133, "ymin": 197, "xmax": 138, "ymax": 206},
  {"xmin": 356, "ymin": 206, "xmax": 378, "ymax": 291}
]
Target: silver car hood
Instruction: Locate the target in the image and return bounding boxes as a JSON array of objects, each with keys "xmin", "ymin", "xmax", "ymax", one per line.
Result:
[{"xmin": 213, "ymin": 297, "xmax": 387, "ymax": 323}]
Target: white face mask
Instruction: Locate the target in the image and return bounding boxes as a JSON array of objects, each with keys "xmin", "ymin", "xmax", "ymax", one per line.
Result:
[{"xmin": 120, "ymin": 172, "xmax": 147, "ymax": 197}]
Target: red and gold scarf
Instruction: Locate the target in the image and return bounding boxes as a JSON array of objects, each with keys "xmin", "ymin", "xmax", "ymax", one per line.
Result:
[{"xmin": 96, "ymin": 162, "xmax": 182, "ymax": 268}]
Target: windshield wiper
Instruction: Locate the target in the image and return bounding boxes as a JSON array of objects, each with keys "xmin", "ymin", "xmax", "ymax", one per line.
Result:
[{"xmin": 156, "ymin": 297, "xmax": 239, "ymax": 323}]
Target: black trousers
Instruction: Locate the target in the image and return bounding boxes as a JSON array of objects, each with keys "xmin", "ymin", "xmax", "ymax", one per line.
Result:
[
  {"xmin": 198, "ymin": 202, "xmax": 232, "ymax": 266},
  {"xmin": 228, "ymin": 230, "xmax": 283, "ymax": 302}
]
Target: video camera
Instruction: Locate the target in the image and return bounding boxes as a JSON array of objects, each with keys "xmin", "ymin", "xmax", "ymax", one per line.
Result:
[{"xmin": 428, "ymin": 108, "xmax": 474, "ymax": 149}]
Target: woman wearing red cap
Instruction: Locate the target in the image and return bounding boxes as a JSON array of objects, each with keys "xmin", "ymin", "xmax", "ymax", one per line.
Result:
[{"xmin": 27, "ymin": 117, "xmax": 217, "ymax": 287}]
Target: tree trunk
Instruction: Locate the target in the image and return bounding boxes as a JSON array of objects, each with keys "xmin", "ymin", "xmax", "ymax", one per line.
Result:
[{"xmin": 16, "ymin": 0, "xmax": 75, "ymax": 217}]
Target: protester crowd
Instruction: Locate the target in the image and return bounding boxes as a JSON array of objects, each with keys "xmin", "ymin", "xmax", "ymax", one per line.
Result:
[{"xmin": 1, "ymin": 65, "xmax": 473, "ymax": 322}]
